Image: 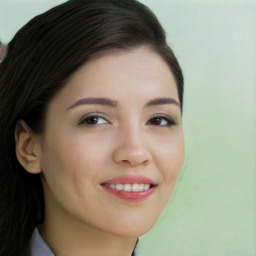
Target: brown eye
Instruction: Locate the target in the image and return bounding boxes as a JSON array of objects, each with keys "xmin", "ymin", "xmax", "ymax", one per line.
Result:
[
  {"xmin": 150, "ymin": 117, "xmax": 162, "ymax": 125},
  {"xmin": 147, "ymin": 116, "xmax": 177, "ymax": 127},
  {"xmin": 86, "ymin": 116, "xmax": 99, "ymax": 124},
  {"xmin": 79, "ymin": 115, "xmax": 108, "ymax": 126}
]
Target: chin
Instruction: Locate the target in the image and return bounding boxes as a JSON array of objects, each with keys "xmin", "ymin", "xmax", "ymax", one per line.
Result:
[{"xmin": 104, "ymin": 217, "xmax": 158, "ymax": 238}]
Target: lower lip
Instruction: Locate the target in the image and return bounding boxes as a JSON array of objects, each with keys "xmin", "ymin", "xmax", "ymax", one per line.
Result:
[{"xmin": 102, "ymin": 185, "xmax": 156, "ymax": 202}]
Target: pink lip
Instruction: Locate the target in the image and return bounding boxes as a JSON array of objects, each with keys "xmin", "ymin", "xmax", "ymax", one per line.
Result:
[{"xmin": 101, "ymin": 175, "xmax": 157, "ymax": 202}]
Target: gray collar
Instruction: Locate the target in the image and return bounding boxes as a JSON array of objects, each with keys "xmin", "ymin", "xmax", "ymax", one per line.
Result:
[{"xmin": 30, "ymin": 228, "xmax": 55, "ymax": 256}]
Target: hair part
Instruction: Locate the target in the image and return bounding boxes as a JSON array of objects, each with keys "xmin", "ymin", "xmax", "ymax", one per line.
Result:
[{"xmin": 0, "ymin": 0, "xmax": 183, "ymax": 255}]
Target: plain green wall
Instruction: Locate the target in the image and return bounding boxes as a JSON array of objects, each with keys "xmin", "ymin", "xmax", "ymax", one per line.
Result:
[
  {"xmin": 0, "ymin": 0, "xmax": 255, "ymax": 255},
  {"xmin": 139, "ymin": 1, "xmax": 256, "ymax": 255}
]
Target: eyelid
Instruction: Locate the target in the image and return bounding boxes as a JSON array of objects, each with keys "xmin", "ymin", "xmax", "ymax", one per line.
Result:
[
  {"xmin": 147, "ymin": 114, "xmax": 178, "ymax": 126},
  {"xmin": 78, "ymin": 112, "xmax": 110, "ymax": 125}
]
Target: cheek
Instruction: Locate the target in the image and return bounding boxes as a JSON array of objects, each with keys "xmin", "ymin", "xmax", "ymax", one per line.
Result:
[
  {"xmin": 39, "ymin": 132, "xmax": 112, "ymax": 194},
  {"xmin": 153, "ymin": 130, "xmax": 185, "ymax": 184},
  {"xmin": 39, "ymin": 136, "xmax": 102, "ymax": 216},
  {"xmin": 40, "ymin": 140, "xmax": 81, "ymax": 196}
]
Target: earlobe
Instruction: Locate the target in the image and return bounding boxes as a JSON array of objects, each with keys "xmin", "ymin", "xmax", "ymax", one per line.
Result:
[{"xmin": 15, "ymin": 120, "xmax": 42, "ymax": 174}]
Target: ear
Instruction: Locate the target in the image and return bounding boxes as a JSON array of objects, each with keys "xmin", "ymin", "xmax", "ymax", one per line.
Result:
[{"xmin": 15, "ymin": 120, "xmax": 42, "ymax": 174}]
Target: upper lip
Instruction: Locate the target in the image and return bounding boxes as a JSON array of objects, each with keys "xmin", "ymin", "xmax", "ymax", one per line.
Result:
[{"xmin": 101, "ymin": 175, "xmax": 157, "ymax": 185}]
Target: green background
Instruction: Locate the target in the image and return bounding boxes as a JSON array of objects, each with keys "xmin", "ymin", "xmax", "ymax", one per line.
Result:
[{"xmin": 0, "ymin": 0, "xmax": 255, "ymax": 255}]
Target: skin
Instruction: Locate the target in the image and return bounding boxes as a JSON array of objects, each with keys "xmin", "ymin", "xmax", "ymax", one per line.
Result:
[
  {"xmin": 16, "ymin": 46, "xmax": 185, "ymax": 256},
  {"xmin": 0, "ymin": 41, "xmax": 6, "ymax": 61}
]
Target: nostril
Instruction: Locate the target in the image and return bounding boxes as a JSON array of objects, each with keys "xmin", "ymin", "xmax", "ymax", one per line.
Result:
[{"xmin": 113, "ymin": 144, "xmax": 152, "ymax": 167}]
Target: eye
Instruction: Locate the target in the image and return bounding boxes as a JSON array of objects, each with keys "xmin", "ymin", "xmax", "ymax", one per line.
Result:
[
  {"xmin": 147, "ymin": 116, "xmax": 177, "ymax": 127},
  {"xmin": 79, "ymin": 114, "xmax": 109, "ymax": 126}
]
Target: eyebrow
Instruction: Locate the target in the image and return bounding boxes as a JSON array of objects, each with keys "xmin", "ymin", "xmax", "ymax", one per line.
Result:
[
  {"xmin": 67, "ymin": 97, "xmax": 118, "ymax": 110},
  {"xmin": 66, "ymin": 96, "xmax": 180, "ymax": 110},
  {"xmin": 145, "ymin": 97, "xmax": 180, "ymax": 107}
]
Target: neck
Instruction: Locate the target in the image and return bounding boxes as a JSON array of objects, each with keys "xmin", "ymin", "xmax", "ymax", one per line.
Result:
[
  {"xmin": 39, "ymin": 206, "xmax": 138, "ymax": 256},
  {"xmin": 39, "ymin": 224, "xmax": 137, "ymax": 256}
]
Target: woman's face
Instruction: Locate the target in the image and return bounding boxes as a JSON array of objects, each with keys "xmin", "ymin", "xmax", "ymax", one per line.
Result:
[{"xmin": 38, "ymin": 46, "xmax": 185, "ymax": 237}]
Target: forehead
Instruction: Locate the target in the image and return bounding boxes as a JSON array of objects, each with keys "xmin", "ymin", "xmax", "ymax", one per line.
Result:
[{"xmin": 52, "ymin": 46, "xmax": 179, "ymax": 107}]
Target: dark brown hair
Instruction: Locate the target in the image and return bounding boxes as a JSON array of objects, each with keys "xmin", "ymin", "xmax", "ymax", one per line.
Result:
[{"xmin": 0, "ymin": 0, "xmax": 184, "ymax": 255}]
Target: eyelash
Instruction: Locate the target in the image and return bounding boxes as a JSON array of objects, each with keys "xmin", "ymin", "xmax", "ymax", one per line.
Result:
[
  {"xmin": 78, "ymin": 114, "xmax": 109, "ymax": 126},
  {"xmin": 79, "ymin": 114, "xmax": 177, "ymax": 127},
  {"xmin": 147, "ymin": 115, "xmax": 178, "ymax": 127}
]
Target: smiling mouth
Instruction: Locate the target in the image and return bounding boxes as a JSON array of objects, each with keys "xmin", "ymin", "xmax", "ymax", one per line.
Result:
[
  {"xmin": 100, "ymin": 175, "xmax": 157, "ymax": 201},
  {"xmin": 102, "ymin": 183, "xmax": 154, "ymax": 192},
  {"xmin": 101, "ymin": 183, "xmax": 156, "ymax": 201}
]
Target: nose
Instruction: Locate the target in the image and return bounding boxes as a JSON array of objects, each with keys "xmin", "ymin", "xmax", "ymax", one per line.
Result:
[{"xmin": 112, "ymin": 127, "xmax": 152, "ymax": 167}]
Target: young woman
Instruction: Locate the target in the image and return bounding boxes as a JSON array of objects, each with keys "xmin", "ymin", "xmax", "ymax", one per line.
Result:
[{"xmin": 0, "ymin": 0, "xmax": 185, "ymax": 255}]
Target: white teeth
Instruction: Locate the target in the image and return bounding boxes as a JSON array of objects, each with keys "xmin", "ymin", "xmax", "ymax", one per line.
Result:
[
  {"xmin": 116, "ymin": 184, "xmax": 123, "ymax": 190},
  {"xmin": 143, "ymin": 184, "xmax": 150, "ymax": 190},
  {"xmin": 132, "ymin": 183, "xmax": 140, "ymax": 192},
  {"xmin": 123, "ymin": 184, "xmax": 132, "ymax": 191},
  {"xmin": 105, "ymin": 183, "xmax": 151, "ymax": 191}
]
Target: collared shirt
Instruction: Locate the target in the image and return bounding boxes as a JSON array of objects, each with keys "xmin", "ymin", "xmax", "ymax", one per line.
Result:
[
  {"xmin": 30, "ymin": 228, "xmax": 139, "ymax": 256},
  {"xmin": 30, "ymin": 228, "xmax": 55, "ymax": 256}
]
